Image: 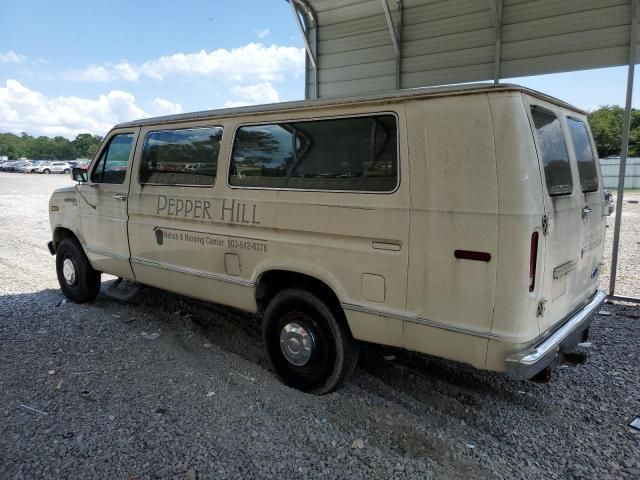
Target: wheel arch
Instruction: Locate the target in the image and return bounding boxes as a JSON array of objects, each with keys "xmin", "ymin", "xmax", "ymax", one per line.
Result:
[
  {"xmin": 254, "ymin": 269, "xmax": 352, "ymax": 335},
  {"xmin": 53, "ymin": 226, "xmax": 81, "ymax": 250}
]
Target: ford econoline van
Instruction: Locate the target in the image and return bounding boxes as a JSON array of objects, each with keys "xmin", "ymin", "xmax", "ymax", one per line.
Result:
[{"xmin": 48, "ymin": 84, "xmax": 609, "ymax": 394}]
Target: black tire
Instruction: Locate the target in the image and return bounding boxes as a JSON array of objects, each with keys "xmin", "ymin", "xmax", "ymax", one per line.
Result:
[
  {"xmin": 43, "ymin": 169, "xmax": 50, "ymax": 174},
  {"xmin": 262, "ymin": 288, "xmax": 358, "ymax": 394},
  {"xmin": 55, "ymin": 237, "xmax": 101, "ymax": 303},
  {"xmin": 63, "ymin": 168, "xmax": 70, "ymax": 174}
]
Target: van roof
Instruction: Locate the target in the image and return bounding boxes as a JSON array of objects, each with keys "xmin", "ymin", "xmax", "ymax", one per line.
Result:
[{"xmin": 115, "ymin": 83, "xmax": 585, "ymax": 129}]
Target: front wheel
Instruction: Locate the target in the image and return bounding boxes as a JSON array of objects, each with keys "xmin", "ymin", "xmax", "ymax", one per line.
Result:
[
  {"xmin": 262, "ymin": 289, "xmax": 358, "ymax": 394},
  {"xmin": 43, "ymin": 169, "xmax": 50, "ymax": 174},
  {"xmin": 55, "ymin": 237, "xmax": 101, "ymax": 303},
  {"xmin": 63, "ymin": 168, "xmax": 70, "ymax": 174}
]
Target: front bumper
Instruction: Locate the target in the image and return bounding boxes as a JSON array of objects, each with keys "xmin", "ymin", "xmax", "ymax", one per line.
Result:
[
  {"xmin": 47, "ymin": 241, "xmax": 56, "ymax": 255},
  {"xmin": 505, "ymin": 290, "xmax": 607, "ymax": 381}
]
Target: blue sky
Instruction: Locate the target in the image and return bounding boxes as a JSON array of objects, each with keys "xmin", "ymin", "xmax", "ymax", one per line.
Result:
[{"xmin": 0, "ymin": 0, "xmax": 637, "ymax": 138}]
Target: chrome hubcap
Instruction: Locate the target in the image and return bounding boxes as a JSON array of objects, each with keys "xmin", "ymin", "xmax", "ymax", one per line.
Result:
[
  {"xmin": 279, "ymin": 321, "xmax": 314, "ymax": 366},
  {"xmin": 62, "ymin": 258, "xmax": 76, "ymax": 285}
]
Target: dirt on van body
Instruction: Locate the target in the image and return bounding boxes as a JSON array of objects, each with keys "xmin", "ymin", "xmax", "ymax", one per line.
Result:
[{"xmin": 0, "ymin": 172, "xmax": 639, "ymax": 480}]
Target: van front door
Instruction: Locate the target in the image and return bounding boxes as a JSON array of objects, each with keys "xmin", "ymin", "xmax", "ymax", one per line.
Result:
[{"xmin": 80, "ymin": 130, "xmax": 138, "ymax": 279}]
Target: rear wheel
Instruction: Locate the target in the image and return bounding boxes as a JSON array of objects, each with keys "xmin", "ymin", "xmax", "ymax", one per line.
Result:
[
  {"xmin": 262, "ymin": 288, "xmax": 358, "ymax": 394},
  {"xmin": 63, "ymin": 168, "xmax": 70, "ymax": 174},
  {"xmin": 43, "ymin": 169, "xmax": 50, "ymax": 174},
  {"xmin": 55, "ymin": 237, "xmax": 101, "ymax": 303}
]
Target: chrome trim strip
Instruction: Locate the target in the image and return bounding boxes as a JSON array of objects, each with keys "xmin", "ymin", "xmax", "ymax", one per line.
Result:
[
  {"xmin": 341, "ymin": 302, "xmax": 501, "ymax": 340},
  {"xmin": 553, "ymin": 260, "xmax": 577, "ymax": 279},
  {"xmin": 86, "ymin": 248, "xmax": 130, "ymax": 262},
  {"xmin": 130, "ymin": 256, "xmax": 255, "ymax": 288},
  {"xmin": 505, "ymin": 290, "xmax": 606, "ymax": 380}
]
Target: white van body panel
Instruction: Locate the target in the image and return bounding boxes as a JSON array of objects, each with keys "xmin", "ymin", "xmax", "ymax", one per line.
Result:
[{"xmin": 49, "ymin": 84, "xmax": 606, "ymax": 379}]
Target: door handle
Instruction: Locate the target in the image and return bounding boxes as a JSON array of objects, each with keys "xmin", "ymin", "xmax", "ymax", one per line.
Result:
[
  {"xmin": 113, "ymin": 193, "xmax": 127, "ymax": 201},
  {"xmin": 582, "ymin": 206, "xmax": 593, "ymax": 219}
]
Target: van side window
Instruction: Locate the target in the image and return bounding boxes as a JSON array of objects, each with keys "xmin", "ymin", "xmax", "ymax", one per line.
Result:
[
  {"xmin": 531, "ymin": 108, "xmax": 573, "ymax": 196},
  {"xmin": 139, "ymin": 127, "xmax": 222, "ymax": 186},
  {"xmin": 567, "ymin": 118, "xmax": 598, "ymax": 193},
  {"xmin": 229, "ymin": 115, "xmax": 397, "ymax": 192},
  {"xmin": 91, "ymin": 133, "xmax": 135, "ymax": 184}
]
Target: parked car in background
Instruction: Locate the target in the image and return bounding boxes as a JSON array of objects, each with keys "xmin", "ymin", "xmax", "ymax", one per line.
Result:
[
  {"xmin": 16, "ymin": 161, "xmax": 38, "ymax": 173},
  {"xmin": 52, "ymin": 161, "xmax": 72, "ymax": 174},
  {"xmin": 34, "ymin": 161, "xmax": 72, "ymax": 174},
  {"xmin": 0, "ymin": 161, "xmax": 14, "ymax": 171},
  {"xmin": 6, "ymin": 161, "xmax": 25, "ymax": 172},
  {"xmin": 32, "ymin": 161, "xmax": 53, "ymax": 174},
  {"xmin": 28, "ymin": 161, "xmax": 46, "ymax": 173},
  {"xmin": 6, "ymin": 161, "xmax": 30, "ymax": 172}
]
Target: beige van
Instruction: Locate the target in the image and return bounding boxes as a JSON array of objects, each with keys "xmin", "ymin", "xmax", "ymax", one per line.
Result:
[{"xmin": 48, "ymin": 84, "xmax": 609, "ymax": 394}]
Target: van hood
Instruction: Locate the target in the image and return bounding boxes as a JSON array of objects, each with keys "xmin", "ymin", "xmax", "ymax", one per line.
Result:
[{"xmin": 52, "ymin": 186, "xmax": 76, "ymax": 195}]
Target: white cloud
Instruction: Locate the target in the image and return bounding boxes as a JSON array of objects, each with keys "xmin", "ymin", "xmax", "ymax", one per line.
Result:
[
  {"xmin": 69, "ymin": 43, "xmax": 304, "ymax": 84},
  {"xmin": 140, "ymin": 43, "xmax": 304, "ymax": 82},
  {"xmin": 115, "ymin": 62, "xmax": 139, "ymax": 81},
  {"xmin": 0, "ymin": 79, "xmax": 180, "ymax": 138},
  {"xmin": 223, "ymin": 101, "xmax": 252, "ymax": 108},
  {"xmin": 152, "ymin": 97, "xmax": 183, "ymax": 115},
  {"xmin": 0, "ymin": 51, "xmax": 26, "ymax": 64},
  {"xmin": 70, "ymin": 64, "xmax": 113, "ymax": 82},
  {"xmin": 227, "ymin": 82, "xmax": 280, "ymax": 106},
  {"xmin": 256, "ymin": 28, "xmax": 270, "ymax": 39}
]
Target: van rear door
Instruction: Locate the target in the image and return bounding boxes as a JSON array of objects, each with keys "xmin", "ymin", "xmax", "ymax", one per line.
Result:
[
  {"xmin": 526, "ymin": 99, "xmax": 604, "ymax": 335},
  {"xmin": 565, "ymin": 115, "xmax": 606, "ymax": 302}
]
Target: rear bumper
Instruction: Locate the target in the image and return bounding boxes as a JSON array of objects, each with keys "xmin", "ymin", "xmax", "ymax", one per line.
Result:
[
  {"xmin": 47, "ymin": 241, "xmax": 56, "ymax": 255},
  {"xmin": 505, "ymin": 290, "xmax": 607, "ymax": 381}
]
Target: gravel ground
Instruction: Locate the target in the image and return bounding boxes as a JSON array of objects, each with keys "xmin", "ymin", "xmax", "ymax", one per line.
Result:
[{"xmin": 0, "ymin": 172, "xmax": 639, "ymax": 480}]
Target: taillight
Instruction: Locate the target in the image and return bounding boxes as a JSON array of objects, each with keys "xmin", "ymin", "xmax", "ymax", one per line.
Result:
[{"xmin": 529, "ymin": 232, "xmax": 539, "ymax": 292}]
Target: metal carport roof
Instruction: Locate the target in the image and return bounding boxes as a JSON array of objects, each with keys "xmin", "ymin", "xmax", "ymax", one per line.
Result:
[
  {"xmin": 287, "ymin": 0, "xmax": 639, "ymax": 302},
  {"xmin": 289, "ymin": 0, "xmax": 637, "ymax": 99}
]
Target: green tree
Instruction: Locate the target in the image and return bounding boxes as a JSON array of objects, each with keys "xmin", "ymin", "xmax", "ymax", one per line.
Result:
[
  {"xmin": 72, "ymin": 133, "xmax": 103, "ymax": 159},
  {"xmin": 0, "ymin": 131, "xmax": 103, "ymax": 160},
  {"xmin": 588, "ymin": 106, "xmax": 640, "ymax": 158}
]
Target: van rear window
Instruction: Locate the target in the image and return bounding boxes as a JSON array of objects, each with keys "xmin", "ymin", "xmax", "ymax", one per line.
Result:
[
  {"xmin": 228, "ymin": 115, "xmax": 398, "ymax": 192},
  {"xmin": 531, "ymin": 108, "xmax": 573, "ymax": 196},
  {"xmin": 567, "ymin": 118, "xmax": 599, "ymax": 193},
  {"xmin": 140, "ymin": 127, "xmax": 222, "ymax": 186}
]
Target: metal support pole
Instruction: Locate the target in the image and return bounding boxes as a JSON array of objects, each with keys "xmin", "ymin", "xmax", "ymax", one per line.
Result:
[
  {"xmin": 311, "ymin": 19, "xmax": 318, "ymax": 98},
  {"xmin": 396, "ymin": 0, "xmax": 403, "ymax": 89},
  {"xmin": 289, "ymin": 0, "xmax": 316, "ymax": 69},
  {"xmin": 609, "ymin": 0, "xmax": 638, "ymax": 297},
  {"xmin": 381, "ymin": 0, "xmax": 401, "ymax": 89},
  {"xmin": 488, "ymin": 0, "xmax": 502, "ymax": 84}
]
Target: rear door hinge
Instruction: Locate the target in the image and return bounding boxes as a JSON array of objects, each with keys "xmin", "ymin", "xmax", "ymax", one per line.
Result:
[
  {"xmin": 541, "ymin": 215, "xmax": 551, "ymax": 235},
  {"xmin": 536, "ymin": 299, "xmax": 547, "ymax": 318}
]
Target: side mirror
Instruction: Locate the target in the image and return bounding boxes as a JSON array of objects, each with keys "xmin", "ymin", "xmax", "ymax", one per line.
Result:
[{"xmin": 72, "ymin": 167, "xmax": 88, "ymax": 183}]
